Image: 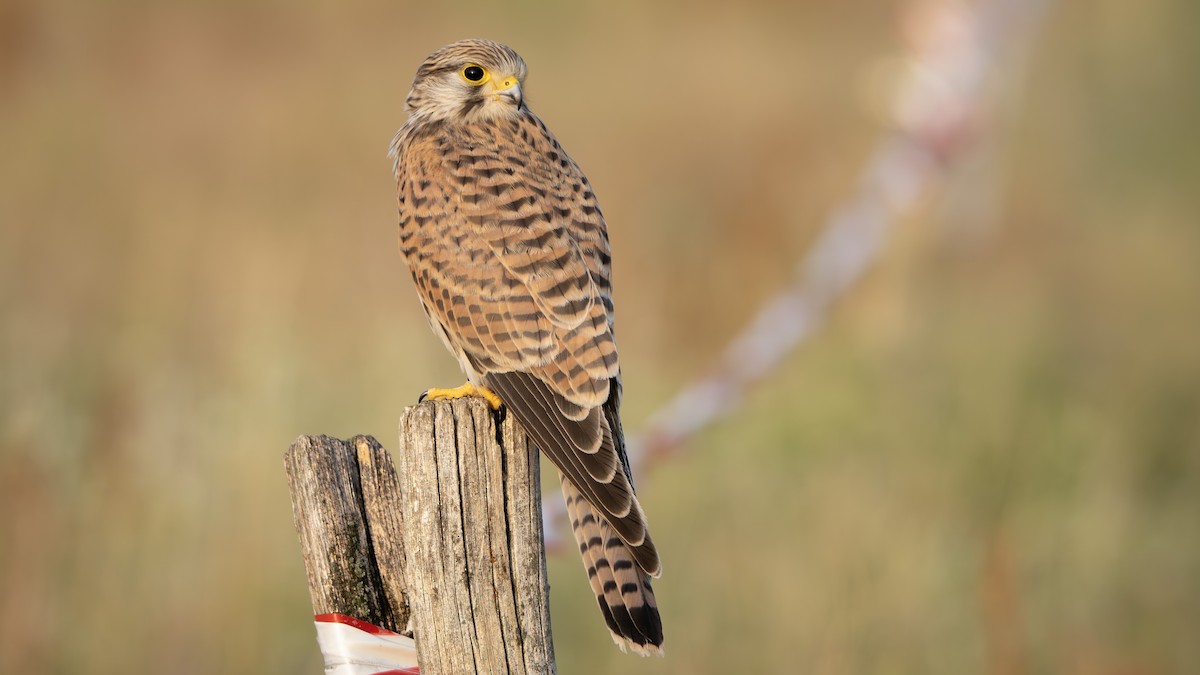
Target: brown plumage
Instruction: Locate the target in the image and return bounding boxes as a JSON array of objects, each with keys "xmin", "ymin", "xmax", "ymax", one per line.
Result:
[{"xmin": 389, "ymin": 39, "xmax": 663, "ymax": 654}]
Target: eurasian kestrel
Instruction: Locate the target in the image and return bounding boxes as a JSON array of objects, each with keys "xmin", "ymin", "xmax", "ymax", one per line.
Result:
[{"xmin": 389, "ymin": 39, "xmax": 663, "ymax": 654}]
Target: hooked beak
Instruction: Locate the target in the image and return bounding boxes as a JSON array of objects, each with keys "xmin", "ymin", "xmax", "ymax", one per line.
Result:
[{"xmin": 492, "ymin": 75, "xmax": 522, "ymax": 106}]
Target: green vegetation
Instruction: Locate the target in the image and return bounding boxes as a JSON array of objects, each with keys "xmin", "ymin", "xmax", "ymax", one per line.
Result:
[{"xmin": 1, "ymin": 1, "xmax": 1196, "ymax": 673}]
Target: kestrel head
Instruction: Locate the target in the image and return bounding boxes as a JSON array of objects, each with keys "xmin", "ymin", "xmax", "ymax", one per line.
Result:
[{"xmin": 404, "ymin": 39, "xmax": 528, "ymax": 124}]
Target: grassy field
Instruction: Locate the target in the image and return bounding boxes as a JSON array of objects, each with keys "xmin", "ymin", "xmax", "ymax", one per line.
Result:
[{"xmin": 1, "ymin": 1, "xmax": 1197, "ymax": 673}]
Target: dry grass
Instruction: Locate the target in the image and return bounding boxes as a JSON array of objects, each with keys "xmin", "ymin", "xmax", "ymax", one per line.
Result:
[{"xmin": 1, "ymin": 1, "xmax": 1197, "ymax": 673}]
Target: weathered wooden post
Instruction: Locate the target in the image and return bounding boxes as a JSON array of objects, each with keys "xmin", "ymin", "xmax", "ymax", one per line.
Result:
[
  {"xmin": 285, "ymin": 398, "xmax": 556, "ymax": 674},
  {"xmin": 285, "ymin": 434, "xmax": 411, "ymax": 633}
]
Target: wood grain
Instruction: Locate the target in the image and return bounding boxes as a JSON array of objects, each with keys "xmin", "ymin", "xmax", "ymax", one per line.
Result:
[
  {"xmin": 398, "ymin": 398, "xmax": 556, "ymax": 675},
  {"xmin": 285, "ymin": 398, "xmax": 555, "ymax": 673},
  {"xmin": 284, "ymin": 433, "xmax": 410, "ymax": 634}
]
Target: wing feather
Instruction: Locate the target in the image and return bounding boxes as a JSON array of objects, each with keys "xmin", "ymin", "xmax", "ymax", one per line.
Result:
[{"xmin": 394, "ymin": 110, "xmax": 660, "ymax": 580}]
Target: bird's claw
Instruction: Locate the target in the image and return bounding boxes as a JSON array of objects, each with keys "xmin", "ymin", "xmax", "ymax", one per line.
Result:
[{"xmin": 419, "ymin": 382, "xmax": 505, "ymax": 411}]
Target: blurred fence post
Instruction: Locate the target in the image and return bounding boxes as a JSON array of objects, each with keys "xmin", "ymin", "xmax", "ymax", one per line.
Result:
[{"xmin": 284, "ymin": 398, "xmax": 556, "ymax": 675}]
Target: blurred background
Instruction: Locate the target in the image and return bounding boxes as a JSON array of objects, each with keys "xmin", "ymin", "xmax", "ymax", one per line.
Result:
[{"xmin": 2, "ymin": 0, "xmax": 1198, "ymax": 673}]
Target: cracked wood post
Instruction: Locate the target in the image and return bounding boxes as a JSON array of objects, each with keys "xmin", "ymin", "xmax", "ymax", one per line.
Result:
[{"xmin": 285, "ymin": 397, "xmax": 556, "ymax": 674}]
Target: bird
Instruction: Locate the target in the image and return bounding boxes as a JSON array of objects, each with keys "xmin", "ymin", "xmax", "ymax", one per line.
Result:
[{"xmin": 388, "ymin": 39, "xmax": 664, "ymax": 655}]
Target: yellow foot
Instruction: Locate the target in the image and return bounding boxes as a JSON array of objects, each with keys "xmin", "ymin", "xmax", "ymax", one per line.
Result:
[{"xmin": 419, "ymin": 382, "xmax": 504, "ymax": 411}]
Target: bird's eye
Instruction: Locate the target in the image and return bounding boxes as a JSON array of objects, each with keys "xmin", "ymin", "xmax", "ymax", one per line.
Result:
[{"xmin": 462, "ymin": 65, "xmax": 488, "ymax": 84}]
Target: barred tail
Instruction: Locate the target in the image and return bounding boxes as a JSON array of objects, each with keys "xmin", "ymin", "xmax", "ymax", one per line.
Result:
[{"xmin": 561, "ymin": 475, "xmax": 664, "ymax": 655}]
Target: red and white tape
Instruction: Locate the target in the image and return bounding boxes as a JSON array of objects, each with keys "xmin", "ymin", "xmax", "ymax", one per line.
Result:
[{"xmin": 313, "ymin": 613, "xmax": 419, "ymax": 675}]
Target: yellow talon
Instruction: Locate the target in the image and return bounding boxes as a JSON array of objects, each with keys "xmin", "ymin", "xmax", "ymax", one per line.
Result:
[{"xmin": 420, "ymin": 382, "xmax": 505, "ymax": 411}]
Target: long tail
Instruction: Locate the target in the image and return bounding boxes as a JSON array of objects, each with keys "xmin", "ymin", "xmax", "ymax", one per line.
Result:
[{"xmin": 561, "ymin": 475, "xmax": 664, "ymax": 655}]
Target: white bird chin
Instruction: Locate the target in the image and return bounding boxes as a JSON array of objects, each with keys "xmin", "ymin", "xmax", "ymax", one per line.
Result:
[{"xmin": 469, "ymin": 96, "xmax": 524, "ymax": 123}]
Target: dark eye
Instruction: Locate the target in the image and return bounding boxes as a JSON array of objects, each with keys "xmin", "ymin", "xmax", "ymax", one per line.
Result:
[{"xmin": 463, "ymin": 66, "xmax": 485, "ymax": 82}]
